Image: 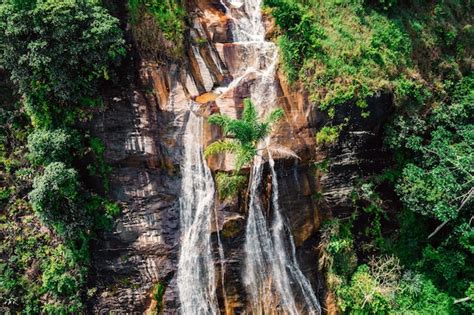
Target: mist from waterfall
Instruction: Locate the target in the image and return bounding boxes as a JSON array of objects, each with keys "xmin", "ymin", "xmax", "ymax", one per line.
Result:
[{"xmin": 177, "ymin": 110, "xmax": 218, "ymax": 315}]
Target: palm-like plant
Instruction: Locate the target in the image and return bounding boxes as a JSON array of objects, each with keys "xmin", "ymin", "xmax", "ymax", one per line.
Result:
[
  {"xmin": 205, "ymin": 99, "xmax": 284, "ymax": 172},
  {"xmin": 205, "ymin": 99, "xmax": 284, "ymax": 199}
]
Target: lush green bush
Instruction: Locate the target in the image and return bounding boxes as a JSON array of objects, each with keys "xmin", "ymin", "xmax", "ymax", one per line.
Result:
[
  {"xmin": 215, "ymin": 173, "xmax": 247, "ymax": 200},
  {"xmin": 388, "ymin": 76, "xmax": 473, "ymax": 222},
  {"xmin": 318, "ymin": 218, "xmax": 357, "ymax": 290},
  {"xmin": 129, "ymin": 0, "xmax": 185, "ymax": 41},
  {"xmin": 337, "ymin": 256, "xmax": 455, "ymax": 314},
  {"xmin": 384, "ymin": 75, "xmax": 473, "ymax": 309},
  {"xmin": 266, "ymin": 0, "xmax": 471, "ymax": 118},
  {"xmin": 27, "ymin": 128, "xmax": 81, "ymax": 166},
  {"xmin": 0, "ymin": 0, "xmax": 125, "ymax": 126},
  {"xmin": 316, "ymin": 125, "xmax": 343, "ymax": 146},
  {"xmin": 127, "ymin": 0, "xmax": 185, "ymax": 57},
  {"xmin": 265, "ymin": 0, "xmax": 412, "ymax": 114},
  {"xmin": 29, "ymin": 162, "xmax": 87, "ymax": 234},
  {"xmin": 1, "ymin": 1, "xmax": 124, "ymax": 311}
]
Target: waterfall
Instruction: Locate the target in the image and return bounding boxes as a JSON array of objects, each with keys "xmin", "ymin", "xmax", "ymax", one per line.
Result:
[
  {"xmin": 177, "ymin": 109, "xmax": 219, "ymax": 315},
  {"xmin": 176, "ymin": 0, "xmax": 321, "ymax": 313},
  {"xmin": 220, "ymin": 0, "xmax": 322, "ymax": 313}
]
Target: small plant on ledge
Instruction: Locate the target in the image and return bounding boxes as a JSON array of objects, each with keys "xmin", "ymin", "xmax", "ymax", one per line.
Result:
[{"xmin": 204, "ymin": 98, "xmax": 284, "ymax": 199}]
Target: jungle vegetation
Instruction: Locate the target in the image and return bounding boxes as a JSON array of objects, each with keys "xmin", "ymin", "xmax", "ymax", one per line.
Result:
[{"xmin": 264, "ymin": 0, "xmax": 473, "ymax": 313}]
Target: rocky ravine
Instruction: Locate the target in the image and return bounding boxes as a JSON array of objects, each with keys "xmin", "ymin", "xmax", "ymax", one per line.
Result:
[{"xmin": 88, "ymin": 0, "xmax": 392, "ymax": 313}]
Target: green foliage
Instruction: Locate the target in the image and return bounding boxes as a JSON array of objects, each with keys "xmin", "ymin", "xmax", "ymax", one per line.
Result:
[
  {"xmin": 396, "ymin": 272, "xmax": 455, "ymax": 314},
  {"xmin": 388, "ymin": 76, "xmax": 473, "ymax": 222},
  {"xmin": 266, "ymin": 0, "xmax": 471, "ymax": 115},
  {"xmin": 353, "ymin": 182, "xmax": 388, "ymax": 249},
  {"xmin": 0, "ymin": 1, "xmax": 125, "ymax": 311},
  {"xmin": 128, "ymin": 0, "xmax": 185, "ymax": 57},
  {"xmin": 104, "ymin": 201, "xmax": 121, "ymax": 217},
  {"xmin": 215, "ymin": 173, "xmax": 247, "ymax": 200},
  {"xmin": 318, "ymin": 219, "xmax": 357, "ymax": 287},
  {"xmin": 27, "ymin": 128, "xmax": 81, "ymax": 166},
  {"xmin": 152, "ymin": 282, "xmax": 165, "ymax": 314},
  {"xmin": 266, "ymin": 0, "xmax": 412, "ymax": 111},
  {"xmin": 0, "ymin": 0, "xmax": 125, "ymax": 127},
  {"xmin": 129, "ymin": 0, "xmax": 185, "ymax": 42},
  {"xmin": 316, "ymin": 125, "xmax": 343, "ymax": 145},
  {"xmin": 364, "ymin": 0, "xmax": 398, "ymax": 11},
  {"xmin": 381, "ymin": 74, "xmax": 474, "ymax": 310},
  {"xmin": 29, "ymin": 162, "xmax": 89, "ymax": 235},
  {"xmin": 0, "ymin": 198, "xmax": 90, "ymax": 313},
  {"xmin": 41, "ymin": 245, "xmax": 85, "ymax": 298},
  {"xmin": 206, "ymin": 99, "xmax": 284, "ymax": 199},
  {"xmin": 336, "ymin": 256, "xmax": 455, "ymax": 314},
  {"xmin": 88, "ymin": 136, "xmax": 112, "ymax": 192},
  {"xmin": 337, "ymin": 264, "xmax": 393, "ymax": 314}
]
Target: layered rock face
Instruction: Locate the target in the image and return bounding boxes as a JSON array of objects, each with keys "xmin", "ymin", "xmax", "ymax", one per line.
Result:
[{"xmin": 88, "ymin": 0, "xmax": 392, "ymax": 313}]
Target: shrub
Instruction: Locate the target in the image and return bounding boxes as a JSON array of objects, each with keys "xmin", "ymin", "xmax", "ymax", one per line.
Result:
[
  {"xmin": 29, "ymin": 162, "xmax": 87, "ymax": 234},
  {"xmin": 129, "ymin": 0, "xmax": 185, "ymax": 42},
  {"xmin": 40, "ymin": 245, "xmax": 85, "ymax": 312},
  {"xmin": 316, "ymin": 125, "xmax": 343, "ymax": 146},
  {"xmin": 27, "ymin": 128, "xmax": 80, "ymax": 166},
  {"xmin": 396, "ymin": 272, "xmax": 455, "ymax": 313},
  {"xmin": 391, "ymin": 76, "xmax": 473, "ymax": 222},
  {"xmin": 337, "ymin": 258, "xmax": 400, "ymax": 314},
  {"xmin": 88, "ymin": 137, "xmax": 112, "ymax": 192},
  {"xmin": 318, "ymin": 219, "xmax": 357, "ymax": 288},
  {"xmin": 152, "ymin": 282, "xmax": 166, "ymax": 313},
  {"xmin": 128, "ymin": 0, "xmax": 185, "ymax": 58}
]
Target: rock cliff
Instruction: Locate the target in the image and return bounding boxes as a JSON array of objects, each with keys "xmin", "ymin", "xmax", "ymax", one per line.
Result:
[{"xmin": 88, "ymin": 0, "xmax": 392, "ymax": 313}]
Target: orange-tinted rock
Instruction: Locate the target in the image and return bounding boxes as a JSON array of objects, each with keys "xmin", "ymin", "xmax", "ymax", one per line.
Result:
[{"xmin": 196, "ymin": 92, "xmax": 219, "ymax": 103}]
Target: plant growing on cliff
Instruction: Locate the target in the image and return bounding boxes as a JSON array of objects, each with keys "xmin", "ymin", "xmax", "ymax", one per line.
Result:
[
  {"xmin": 152, "ymin": 282, "xmax": 166, "ymax": 314},
  {"xmin": 205, "ymin": 99, "xmax": 284, "ymax": 199}
]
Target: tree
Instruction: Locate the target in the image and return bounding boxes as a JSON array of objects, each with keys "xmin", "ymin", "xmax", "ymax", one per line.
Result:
[
  {"xmin": 29, "ymin": 162, "xmax": 88, "ymax": 235},
  {"xmin": 205, "ymin": 99, "xmax": 284, "ymax": 172},
  {"xmin": 204, "ymin": 99, "xmax": 284, "ymax": 199},
  {"xmin": 386, "ymin": 75, "xmax": 474, "ymax": 304},
  {"xmin": 27, "ymin": 128, "xmax": 80, "ymax": 166},
  {"xmin": 0, "ymin": 0, "xmax": 125, "ymax": 126}
]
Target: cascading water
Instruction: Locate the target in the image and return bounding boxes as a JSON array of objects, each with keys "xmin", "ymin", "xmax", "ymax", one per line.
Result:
[
  {"xmin": 176, "ymin": 0, "xmax": 320, "ymax": 313},
  {"xmin": 219, "ymin": 0, "xmax": 322, "ymax": 313},
  {"xmin": 177, "ymin": 108, "xmax": 219, "ymax": 315}
]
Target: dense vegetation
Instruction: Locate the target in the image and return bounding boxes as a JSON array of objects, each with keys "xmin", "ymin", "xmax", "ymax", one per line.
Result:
[
  {"xmin": 0, "ymin": 0, "xmax": 123, "ymax": 312},
  {"xmin": 127, "ymin": 0, "xmax": 186, "ymax": 59},
  {"xmin": 265, "ymin": 0, "xmax": 473, "ymax": 313}
]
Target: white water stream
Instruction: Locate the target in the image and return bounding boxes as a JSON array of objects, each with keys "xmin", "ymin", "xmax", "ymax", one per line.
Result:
[
  {"xmin": 222, "ymin": 0, "xmax": 322, "ymax": 313},
  {"xmin": 177, "ymin": 110, "xmax": 218, "ymax": 315},
  {"xmin": 177, "ymin": 0, "xmax": 320, "ymax": 313}
]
